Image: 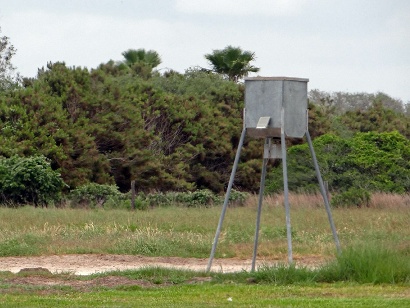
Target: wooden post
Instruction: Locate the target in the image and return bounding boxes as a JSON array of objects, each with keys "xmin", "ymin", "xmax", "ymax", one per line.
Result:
[{"xmin": 131, "ymin": 180, "xmax": 136, "ymax": 210}]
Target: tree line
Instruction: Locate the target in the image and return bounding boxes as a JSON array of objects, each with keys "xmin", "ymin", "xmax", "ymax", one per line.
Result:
[{"xmin": 0, "ymin": 29, "xmax": 409, "ymax": 206}]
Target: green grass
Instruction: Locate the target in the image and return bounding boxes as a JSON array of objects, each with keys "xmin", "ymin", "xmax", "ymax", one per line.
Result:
[
  {"xmin": 0, "ymin": 259, "xmax": 408, "ymax": 307},
  {"xmin": 0, "ymin": 202, "xmax": 408, "ymax": 259},
  {"xmin": 318, "ymin": 245, "xmax": 410, "ymax": 284},
  {"xmin": 0, "ymin": 263, "xmax": 409, "ymax": 306},
  {"xmin": 0, "ymin": 282, "xmax": 408, "ymax": 307},
  {"xmin": 0, "ymin": 200, "xmax": 409, "ymax": 306}
]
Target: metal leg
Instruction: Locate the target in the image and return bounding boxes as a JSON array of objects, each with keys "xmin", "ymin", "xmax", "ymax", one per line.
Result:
[
  {"xmin": 206, "ymin": 128, "xmax": 247, "ymax": 272},
  {"xmin": 252, "ymin": 151, "xmax": 269, "ymax": 272},
  {"xmin": 306, "ymin": 130, "xmax": 341, "ymax": 254},
  {"xmin": 281, "ymin": 131, "xmax": 293, "ymax": 264}
]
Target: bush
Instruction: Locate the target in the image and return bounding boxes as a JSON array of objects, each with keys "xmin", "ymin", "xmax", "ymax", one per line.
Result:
[
  {"xmin": 228, "ymin": 189, "xmax": 249, "ymax": 206},
  {"xmin": 145, "ymin": 192, "xmax": 175, "ymax": 207},
  {"xmin": 143, "ymin": 189, "xmax": 249, "ymax": 208},
  {"xmin": 266, "ymin": 131, "xmax": 410, "ymax": 195},
  {"xmin": 332, "ymin": 188, "xmax": 371, "ymax": 208},
  {"xmin": 0, "ymin": 155, "xmax": 66, "ymax": 206},
  {"xmin": 69, "ymin": 183, "xmax": 123, "ymax": 208},
  {"xmin": 67, "ymin": 188, "xmax": 250, "ymax": 209},
  {"xmin": 180, "ymin": 189, "xmax": 219, "ymax": 207},
  {"xmin": 131, "ymin": 194, "xmax": 150, "ymax": 210}
]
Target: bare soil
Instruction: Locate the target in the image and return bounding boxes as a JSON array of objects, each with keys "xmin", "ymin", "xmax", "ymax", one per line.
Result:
[
  {"xmin": 0, "ymin": 254, "xmax": 326, "ymax": 290},
  {"xmin": 0, "ymin": 254, "xmax": 324, "ymax": 293},
  {"xmin": 5, "ymin": 274, "xmax": 157, "ymax": 291},
  {"xmin": 0, "ymin": 254, "xmax": 325, "ymax": 275}
]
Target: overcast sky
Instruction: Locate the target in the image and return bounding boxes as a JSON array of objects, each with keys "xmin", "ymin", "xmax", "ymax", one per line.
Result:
[{"xmin": 1, "ymin": 0, "xmax": 409, "ymax": 102}]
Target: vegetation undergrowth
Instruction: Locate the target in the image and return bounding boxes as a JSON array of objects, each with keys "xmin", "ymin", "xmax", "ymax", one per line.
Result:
[
  {"xmin": 0, "ymin": 199, "xmax": 408, "ymax": 306},
  {"xmin": 0, "ymin": 282, "xmax": 408, "ymax": 308},
  {"xmin": 2, "ymin": 244, "xmax": 407, "ymax": 286},
  {"xmin": 319, "ymin": 244, "xmax": 410, "ymax": 284},
  {"xmin": 0, "ymin": 58, "xmax": 409, "ymax": 205},
  {"xmin": 0, "ymin": 195, "xmax": 408, "ymax": 259}
]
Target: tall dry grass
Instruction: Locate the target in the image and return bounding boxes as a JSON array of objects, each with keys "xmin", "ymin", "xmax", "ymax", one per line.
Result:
[
  {"xmin": 228, "ymin": 192, "xmax": 409, "ymax": 259},
  {"xmin": 244, "ymin": 192, "xmax": 410, "ymax": 209},
  {"xmin": 368, "ymin": 192, "xmax": 410, "ymax": 208},
  {"xmin": 0, "ymin": 193, "xmax": 408, "ymax": 261}
]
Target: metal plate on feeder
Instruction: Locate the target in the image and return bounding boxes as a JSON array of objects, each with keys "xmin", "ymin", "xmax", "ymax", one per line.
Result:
[{"xmin": 245, "ymin": 77, "xmax": 308, "ymax": 139}]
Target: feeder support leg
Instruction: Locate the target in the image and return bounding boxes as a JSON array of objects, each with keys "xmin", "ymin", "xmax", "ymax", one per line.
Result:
[
  {"xmin": 281, "ymin": 109, "xmax": 293, "ymax": 264},
  {"xmin": 206, "ymin": 127, "xmax": 247, "ymax": 272},
  {"xmin": 252, "ymin": 142, "xmax": 269, "ymax": 271},
  {"xmin": 306, "ymin": 130, "xmax": 341, "ymax": 254}
]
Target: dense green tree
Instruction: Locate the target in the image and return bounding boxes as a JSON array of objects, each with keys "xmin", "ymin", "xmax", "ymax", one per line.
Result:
[
  {"xmin": 307, "ymin": 102, "xmax": 333, "ymax": 138},
  {"xmin": 0, "ymin": 27, "xmax": 19, "ymax": 90},
  {"xmin": 308, "ymin": 91, "xmax": 410, "ymax": 139},
  {"xmin": 0, "ymin": 62, "xmax": 264, "ymax": 194},
  {"xmin": 0, "ymin": 49, "xmax": 408, "ymax": 202},
  {"xmin": 266, "ymin": 131, "xmax": 410, "ymax": 194},
  {"xmin": 309, "ymin": 90, "xmax": 405, "ymax": 114},
  {"xmin": 205, "ymin": 46, "xmax": 259, "ymax": 82},
  {"xmin": 340, "ymin": 101, "xmax": 410, "ymax": 139},
  {"xmin": 138, "ymin": 67, "xmax": 265, "ymax": 192},
  {"xmin": 0, "ymin": 62, "xmax": 113, "ymax": 188}
]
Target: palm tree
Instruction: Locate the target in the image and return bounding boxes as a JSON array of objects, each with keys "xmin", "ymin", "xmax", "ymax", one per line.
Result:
[
  {"xmin": 204, "ymin": 46, "xmax": 259, "ymax": 82},
  {"xmin": 121, "ymin": 49, "xmax": 161, "ymax": 69}
]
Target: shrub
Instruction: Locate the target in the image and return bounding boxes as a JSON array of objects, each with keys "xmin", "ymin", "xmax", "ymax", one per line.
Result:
[
  {"xmin": 131, "ymin": 194, "xmax": 150, "ymax": 210},
  {"xmin": 174, "ymin": 189, "xmax": 249, "ymax": 207},
  {"xmin": 145, "ymin": 192, "xmax": 175, "ymax": 207},
  {"xmin": 228, "ymin": 189, "xmax": 249, "ymax": 206},
  {"xmin": 0, "ymin": 155, "xmax": 66, "ymax": 206},
  {"xmin": 266, "ymin": 131, "xmax": 410, "ymax": 195},
  {"xmin": 143, "ymin": 189, "xmax": 249, "ymax": 208},
  {"xmin": 183, "ymin": 189, "xmax": 219, "ymax": 207},
  {"xmin": 147, "ymin": 190, "xmax": 219, "ymax": 207},
  {"xmin": 69, "ymin": 183, "xmax": 123, "ymax": 208},
  {"xmin": 332, "ymin": 188, "xmax": 371, "ymax": 208}
]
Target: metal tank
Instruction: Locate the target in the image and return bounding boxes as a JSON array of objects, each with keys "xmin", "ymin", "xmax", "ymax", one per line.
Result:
[{"xmin": 244, "ymin": 77, "xmax": 309, "ymax": 139}]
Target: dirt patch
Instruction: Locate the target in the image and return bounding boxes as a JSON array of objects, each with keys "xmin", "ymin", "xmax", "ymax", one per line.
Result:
[
  {"xmin": 0, "ymin": 254, "xmax": 327, "ymax": 290},
  {"xmin": 0, "ymin": 254, "xmax": 326, "ymax": 275},
  {"xmin": 6, "ymin": 275, "xmax": 155, "ymax": 291}
]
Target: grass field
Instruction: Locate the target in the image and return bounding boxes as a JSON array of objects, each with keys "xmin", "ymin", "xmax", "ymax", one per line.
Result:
[
  {"xmin": 1, "ymin": 283, "xmax": 409, "ymax": 307},
  {"xmin": 0, "ymin": 193, "xmax": 409, "ymax": 306},
  {"xmin": 0, "ymin": 193, "xmax": 408, "ymax": 259}
]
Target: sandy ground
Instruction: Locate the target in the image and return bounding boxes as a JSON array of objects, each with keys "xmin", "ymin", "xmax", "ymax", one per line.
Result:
[{"xmin": 0, "ymin": 254, "xmax": 325, "ymax": 275}]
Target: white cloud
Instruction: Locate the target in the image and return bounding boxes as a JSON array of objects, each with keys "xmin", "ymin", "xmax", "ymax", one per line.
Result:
[
  {"xmin": 4, "ymin": 10, "xmax": 191, "ymax": 76},
  {"xmin": 175, "ymin": 0, "xmax": 307, "ymax": 16},
  {"xmin": 1, "ymin": 1, "xmax": 409, "ymax": 102}
]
